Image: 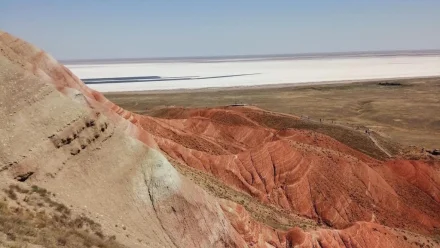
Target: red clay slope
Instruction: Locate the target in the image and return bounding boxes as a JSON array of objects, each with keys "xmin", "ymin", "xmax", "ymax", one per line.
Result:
[{"xmin": 127, "ymin": 106, "xmax": 440, "ymax": 247}]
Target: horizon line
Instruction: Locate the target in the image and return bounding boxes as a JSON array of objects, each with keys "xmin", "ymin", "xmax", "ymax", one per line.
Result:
[{"xmin": 59, "ymin": 48, "xmax": 440, "ymax": 64}]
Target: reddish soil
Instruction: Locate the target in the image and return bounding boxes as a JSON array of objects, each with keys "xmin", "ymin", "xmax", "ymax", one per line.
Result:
[
  {"xmin": 130, "ymin": 106, "xmax": 440, "ymax": 246},
  {"xmin": 1, "ymin": 30, "xmax": 439, "ymax": 247}
]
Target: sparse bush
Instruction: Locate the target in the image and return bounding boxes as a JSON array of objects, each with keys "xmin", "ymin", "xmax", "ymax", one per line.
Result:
[
  {"xmin": 10, "ymin": 184, "xmax": 30, "ymax": 194},
  {"xmin": 95, "ymin": 230, "xmax": 104, "ymax": 239},
  {"xmin": 55, "ymin": 203, "xmax": 71, "ymax": 215},
  {"xmin": 6, "ymin": 232, "xmax": 16, "ymax": 241},
  {"xmin": 0, "ymin": 184, "xmax": 125, "ymax": 247},
  {"xmin": 4, "ymin": 188, "xmax": 17, "ymax": 200},
  {"xmin": 57, "ymin": 236, "xmax": 67, "ymax": 246},
  {"xmin": 31, "ymin": 185, "xmax": 48, "ymax": 197},
  {"xmin": 0, "ymin": 201, "xmax": 7, "ymax": 212}
]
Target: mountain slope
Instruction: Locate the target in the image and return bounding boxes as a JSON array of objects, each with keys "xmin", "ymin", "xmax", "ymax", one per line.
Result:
[
  {"xmin": 126, "ymin": 107, "xmax": 439, "ymax": 232},
  {"xmin": 0, "ymin": 31, "xmax": 246, "ymax": 248},
  {"xmin": 1, "ymin": 31, "xmax": 439, "ymax": 248}
]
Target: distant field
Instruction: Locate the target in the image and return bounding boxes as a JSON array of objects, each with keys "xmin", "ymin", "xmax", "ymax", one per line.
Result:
[{"xmin": 106, "ymin": 77, "xmax": 440, "ymax": 149}]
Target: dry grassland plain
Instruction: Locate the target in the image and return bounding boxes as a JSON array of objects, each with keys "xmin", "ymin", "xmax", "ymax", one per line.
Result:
[{"xmin": 106, "ymin": 77, "xmax": 440, "ymax": 150}]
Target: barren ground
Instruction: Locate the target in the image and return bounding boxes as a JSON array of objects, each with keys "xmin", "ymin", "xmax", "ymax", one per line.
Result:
[
  {"xmin": 3, "ymin": 31, "xmax": 440, "ymax": 248},
  {"xmin": 106, "ymin": 77, "xmax": 440, "ymax": 150}
]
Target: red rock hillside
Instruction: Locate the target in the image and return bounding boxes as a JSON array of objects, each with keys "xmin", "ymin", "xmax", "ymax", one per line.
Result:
[
  {"xmin": 127, "ymin": 105, "xmax": 440, "ymax": 247},
  {"xmin": 1, "ymin": 31, "xmax": 439, "ymax": 247}
]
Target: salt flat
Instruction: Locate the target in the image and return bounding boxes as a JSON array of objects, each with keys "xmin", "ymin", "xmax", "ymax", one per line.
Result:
[{"xmin": 66, "ymin": 56, "xmax": 440, "ymax": 92}]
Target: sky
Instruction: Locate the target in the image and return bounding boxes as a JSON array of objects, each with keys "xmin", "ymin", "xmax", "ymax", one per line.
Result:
[{"xmin": 1, "ymin": 1, "xmax": 440, "ymax": 60}]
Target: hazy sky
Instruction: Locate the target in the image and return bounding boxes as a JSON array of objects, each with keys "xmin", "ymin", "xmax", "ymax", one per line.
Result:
[{"xmin": 2, "ymin": 1, "xmax": 440, "ymax": 60}]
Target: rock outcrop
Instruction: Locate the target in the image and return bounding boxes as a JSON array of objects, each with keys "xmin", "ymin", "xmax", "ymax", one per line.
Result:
[{"xmin": 0, "ymin": 31, "xmax": 246, "ymax": 248}]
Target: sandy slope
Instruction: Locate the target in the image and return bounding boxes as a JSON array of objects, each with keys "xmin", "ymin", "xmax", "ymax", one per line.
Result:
[
  {"xmin": 0, "ymin": 31, "xmax": 246, "ymax": 248},
  {"xmin": 67, "ymin": 56, "xmax": 440, "ymax": 92}
]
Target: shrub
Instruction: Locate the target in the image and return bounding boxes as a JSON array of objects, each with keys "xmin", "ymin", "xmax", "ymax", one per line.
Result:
[
  {"xmin": 1, "ymin": 184, "xmax": 126, "ymax": 247},
  {"xmin": 4, "ymin": 188, "xmax": 17, "ymax": 200},
  {"xmin": 31, "ymin": 185, "xmax": 48, "ymax": 197}
]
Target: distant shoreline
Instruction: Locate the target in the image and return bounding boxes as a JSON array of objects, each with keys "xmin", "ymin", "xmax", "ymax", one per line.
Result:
[
  {"xmin": 61, "ymin": 49, "xmax": 440, "ymax": 65},
  {"xmin": 103, "ymin": 75, "xmax": 440, "ymax": 95}
]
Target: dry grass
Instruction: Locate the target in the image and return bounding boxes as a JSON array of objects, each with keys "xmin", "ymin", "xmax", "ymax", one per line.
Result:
[
  {"xmin": 239, "ymin": 109, "xmax": 396, "ymax": 159},
  {"xmin": 106, "ymin": 77, "xmax": 440, "ymax": 150},
  {"xmin": 0, "ymin": 184, "xmax": 125, "ymax": 248}
]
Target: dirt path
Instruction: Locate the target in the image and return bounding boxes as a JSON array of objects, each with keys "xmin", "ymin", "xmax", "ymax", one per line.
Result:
[
  {"xmin": 301, "ymin": 116, "xmax": 393, "ymax": 159},
  {"xmin": 368, "ymin": 133, "xmax": 392, "ymax": 158}
]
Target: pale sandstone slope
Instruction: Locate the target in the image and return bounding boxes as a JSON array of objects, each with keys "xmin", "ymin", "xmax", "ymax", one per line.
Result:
[{"xmin": 0, "ymin": 31, "xmax": 246, "ymax": 248}]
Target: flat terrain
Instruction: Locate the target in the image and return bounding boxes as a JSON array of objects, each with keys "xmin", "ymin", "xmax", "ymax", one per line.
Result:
[
  {"xmin": 106, "ymin": 77, "xmax": 440, "ymax": 150},
  {"xmin": 68, "ymin": 55, "xmax": 440, "ymax": 92}
]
